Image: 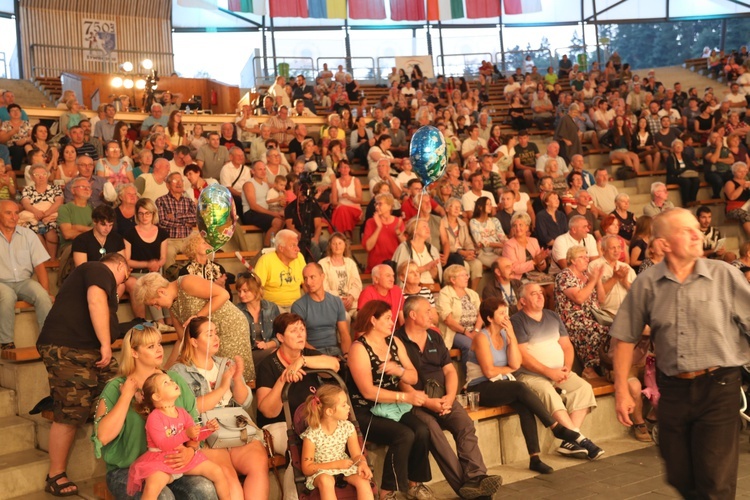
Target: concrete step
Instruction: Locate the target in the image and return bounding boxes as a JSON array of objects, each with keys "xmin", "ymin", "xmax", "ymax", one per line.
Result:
[
  {"xmin": 0, "ymin": 416, "xmax": 37, "ymax": 457},
  {"xmin": 35, "ymin": 420, "xmax": 107, "ymax": 482},
  {"xmin": 0, "ymin": 388, "xmax": 18, "ymax": 418},
  {"xmin": 0, "ymin": 449, "xmax": 50, "ymax": 500},
  {"xmin": 367, "ymin": 393, "xmax": 629, "ymax": 487},
  {"xmin": 0, "ymin": 78, "xmax": 55, "ymax": 108}
]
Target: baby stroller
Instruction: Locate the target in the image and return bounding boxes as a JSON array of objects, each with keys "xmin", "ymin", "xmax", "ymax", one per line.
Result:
[{"xmin": 283, "ymin": 369, "xmax": 377, "ymax": 500}]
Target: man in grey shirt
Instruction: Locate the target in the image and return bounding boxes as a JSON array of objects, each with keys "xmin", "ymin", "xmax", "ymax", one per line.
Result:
[{"xmin": 610, "ymin": 208, "xmax": 750, "ymax": 499}]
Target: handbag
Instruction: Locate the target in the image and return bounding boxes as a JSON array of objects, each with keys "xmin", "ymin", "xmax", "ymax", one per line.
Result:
[
  {"xmin": 590, "ymin": 305, "xmax": 614, "ymax": 326},
  {"xmin": 202, "ymin": 406, "xmax": 257, "ymax": 449},
  {"xmin": 370, "ymin": 402, "xmax": 412, "ymax": 422},
  {"xmin": 423, "ymin": 378, "xmax": 446, "ymax": 399}
]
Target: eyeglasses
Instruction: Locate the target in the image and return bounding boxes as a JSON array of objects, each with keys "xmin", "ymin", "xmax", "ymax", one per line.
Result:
[
  {"xmin": 74, "ymin": 185, "xmax": 92, "ymax": 190},
  {"xmin": 137, "ymin": 211, "xmax": 153, "ymax": 217},
  {"xmin": 133, "ymin": 321, "xmax": 156, "ymax": 331}
]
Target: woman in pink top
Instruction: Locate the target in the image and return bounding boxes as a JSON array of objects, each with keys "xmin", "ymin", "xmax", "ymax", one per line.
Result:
[{"xmin": 502, "ymin": 212, "xmax": 549, "ymax": 280}]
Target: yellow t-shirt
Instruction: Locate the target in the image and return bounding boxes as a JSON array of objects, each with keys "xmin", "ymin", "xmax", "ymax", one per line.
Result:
[{"xmin": 253, "ymin": 251, "xmax": 305, "ymax": 307}]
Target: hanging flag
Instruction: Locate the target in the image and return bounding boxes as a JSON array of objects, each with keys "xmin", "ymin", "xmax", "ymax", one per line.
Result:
[
  {"xmin": 427, "ymin": 0, "xmax": 464, "ymax": 20},
  {"xmin": 349, "ymin": 0, "xmax": 386, "ymax": 19},
  {"xmin": 504, "ymin": 0, "xmax": 542, "ymax": 15},
  {"xmin": 270, "ymin": 0, "xmax": 309, "ymax": 17},
  {"xmin": 227, "ymin": 0, "xmax": 267, "ymax": 14},
  {"xmin": 177, "ymin": 0, "xmax": 219, "ymax": 10},
  {"xmin": 390, "ymin": 0, "xmax": 425, "ymax": 21},
  {"xmin": 466, "ymin": 0, "xmax": 501, "ymax": 18},
  {"xmin": 308, "ymin": 0, "xmax": 346, "ymax": 18}
]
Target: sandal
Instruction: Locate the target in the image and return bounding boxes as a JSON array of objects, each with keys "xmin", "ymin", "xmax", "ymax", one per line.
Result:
[
  {"xmin": 45, "ymin": 472, "xmax": 78, "ymax": 497},
  {"xmin": 0, "ymin": 342, "xmax": 15, "ymax": 351}
]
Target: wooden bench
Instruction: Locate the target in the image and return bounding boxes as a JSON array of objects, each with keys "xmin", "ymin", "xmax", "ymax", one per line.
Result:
[
  {"xmin": 1, "ymin": 332, "xmax": 179, "ymax": 361},
  {"xmin": 465, "ymin": 376, "xmax": 615, "ymax": 421}
]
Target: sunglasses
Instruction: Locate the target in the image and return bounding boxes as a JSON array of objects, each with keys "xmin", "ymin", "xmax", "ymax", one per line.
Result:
[{"xmin": 133, "ymin": 321, "xmax": 156, "ymax": 331}]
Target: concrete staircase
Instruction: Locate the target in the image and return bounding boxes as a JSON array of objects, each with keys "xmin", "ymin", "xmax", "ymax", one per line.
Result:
[
  {"xmin": 0, "ymin": 385, "xmax": 50, "ymax": 499},
  {"xmin": 0, "ymin": 78, "xmax": 56, "ymax": 108}
]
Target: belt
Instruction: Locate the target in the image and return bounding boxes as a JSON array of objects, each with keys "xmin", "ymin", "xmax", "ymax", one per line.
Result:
[{"xmin": 673, "ymin": 366, "xmax": 719, "ymax": 380}]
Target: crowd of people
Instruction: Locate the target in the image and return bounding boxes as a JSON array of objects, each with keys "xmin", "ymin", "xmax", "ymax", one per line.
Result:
[{"xmin": 1, "ymin": 53, "xmax": 749, "ymax": 500}]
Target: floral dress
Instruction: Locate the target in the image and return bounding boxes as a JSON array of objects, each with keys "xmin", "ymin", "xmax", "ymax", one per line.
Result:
[
  {"xmin": 21, "ymin": 184, "xmax": 62, "ymax": 234},
  {"xmin": 300, "ymin": 419, "xmax": 358, "ymax": 490},
  {"xmin": 553, "ymin": 268, "xmax": 609, "ymax": 369},
  {"xmin": 170, "ymin": 276, "xmax": 255, "ymax": 381}
]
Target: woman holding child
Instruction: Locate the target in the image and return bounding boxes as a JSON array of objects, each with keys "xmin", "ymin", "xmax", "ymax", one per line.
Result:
[{"xmin": 93, "ymin": 324, "xmax": 239, "ymax": 499}]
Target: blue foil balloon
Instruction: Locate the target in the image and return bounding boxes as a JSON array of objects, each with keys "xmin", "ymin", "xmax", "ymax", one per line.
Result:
[
  {"xmin": 197, "ymin": 184, "xmax": 236, "ymax": 252},
  {"xmin": 409, "ymin": 125, "xmax": 447, "ymax": 187}
]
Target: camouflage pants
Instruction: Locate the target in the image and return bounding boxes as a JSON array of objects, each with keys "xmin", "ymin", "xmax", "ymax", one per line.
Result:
[{"xmin": 38, "ymin": 344, "xmax": 119, "ymax": 426}]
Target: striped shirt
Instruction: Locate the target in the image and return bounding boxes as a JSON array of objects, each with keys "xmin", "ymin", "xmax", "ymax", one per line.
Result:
[{"xmin": 609, "ymin": 258, "xmax": 750, "ymax": 376}]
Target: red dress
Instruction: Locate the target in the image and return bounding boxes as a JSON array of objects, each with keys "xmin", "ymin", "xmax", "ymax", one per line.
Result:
[
  {"xmin": 127, "ymin": 407, "xmax": 213, "ymax": 495},
  {"xmin": 362, "ymin": 216, "xmax": 404, "ymax": 272}
]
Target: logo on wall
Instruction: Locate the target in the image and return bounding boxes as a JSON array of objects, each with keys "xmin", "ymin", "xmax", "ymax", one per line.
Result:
[{"xmin": 83, "ymin": 18, "xmax": 117, "ymax": 63}]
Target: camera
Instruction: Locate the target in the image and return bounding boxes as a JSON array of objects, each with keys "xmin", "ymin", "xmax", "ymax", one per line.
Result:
[{"xmin": 298, "ymin": 172, "xmax": 319, "ymax": 198}]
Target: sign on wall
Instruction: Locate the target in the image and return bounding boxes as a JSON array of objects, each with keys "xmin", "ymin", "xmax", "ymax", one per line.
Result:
[
  {"xmin": 395, "ymin": 55, "xmax": 435, "ymax": 80},
  {"xmin": 83, "ymin": 18, "xmax": 117, "ymax": 62}
]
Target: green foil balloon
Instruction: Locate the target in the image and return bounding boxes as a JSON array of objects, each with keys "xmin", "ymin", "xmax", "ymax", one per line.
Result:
[
  {"xmin": 197, "ymin": 184, "xmax": 236, "ymax": 252},
  {"xmin": 409, "ymin": 125, "xmax": 448, "ymax": 187}
]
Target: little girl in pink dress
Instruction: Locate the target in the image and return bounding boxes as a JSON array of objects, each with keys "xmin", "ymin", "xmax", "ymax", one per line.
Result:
[{"xmin": 127, "ymin": 371, "xmax": 230, "ymax": 500}]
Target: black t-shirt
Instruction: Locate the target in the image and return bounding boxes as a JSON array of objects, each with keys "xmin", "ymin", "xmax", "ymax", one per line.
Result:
[
  {"xmin": 284, "ymin": 199, "xmax": 322, "ymax": 238},
  {"xmin": 255, "ymin": 348, "xmax": 324, "ymax": 427},
  {"xmin": 37, "ymin": 261, "xmax": 118, "ymax": 350},
  {"xmin": 124, "ymin": 226, "xmax": 169, "ymax": 262},
  {"xmin": 115, "ymin": 207, "xmax": 136, "ymax": 238},
  {"xmin": 153, "ymin": 150, "xmax": 174, "ymax": 162},
  {"xmin": 288, "ymin": 138, "xmax": 305, "ymax": 160},
  {"xmin": 72, "ymin": 229, "xmax": 125, "ymax": 263},
  {"xmin": 514, "ymin": 143, "xmax": 539, "ymax": 168},
  {"xmin": 394, "ymin": 327, "xmax": 450, "ymax": 391}
]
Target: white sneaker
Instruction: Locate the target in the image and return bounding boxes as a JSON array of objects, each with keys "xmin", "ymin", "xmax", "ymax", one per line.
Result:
[{"xmin": 407, "ymin": 483, "xmax": 435, "ymax": 500}]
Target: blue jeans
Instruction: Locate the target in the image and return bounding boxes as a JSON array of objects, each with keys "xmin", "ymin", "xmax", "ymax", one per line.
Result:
[
  {"xmin": 315, "ymin": 345, "xmax": 342, "ymax": 357},
  {"xmin": 0, "ymin": 279, "xmax": 53, "ymax": 344},
  {"xmin": 106, "ymin": 467, "xmax": 218, "ymax": 500}
]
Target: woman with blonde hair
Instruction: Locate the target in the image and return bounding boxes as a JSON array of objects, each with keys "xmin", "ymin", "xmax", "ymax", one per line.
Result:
[
  {"xmin": 135, "ymin": 272, "xmax": 255, "ymax": 381},
  {"xmin": 437, "ymin": 264, "xmax": 483, "ymax": 360},
  {"xmin": 172, "ymin": 317, "xmax": 270, "ymax": 499},
  {"xmin": 177, "ymin": 232, "xmax": 232, "ymax": 291},
  {"xmin": 94, "ymin": 323, "xmax": 241, "ymax": 499},
  {"xmin": 439, "ymin": 197, "xmax": 482, "ymax": 290},
  {"xmin": 318, "ymin": 232, "xmax": 362, "ymax": 318},
  {"xmin": 124, "ymin": 197, "xmax": 169, "ymax": 326}
]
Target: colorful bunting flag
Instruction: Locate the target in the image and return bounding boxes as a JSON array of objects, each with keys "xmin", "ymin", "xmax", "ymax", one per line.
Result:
[
  {"xmin": 308, "ymin": 0, "xmax": 347, "ymax": 18},
  {"xmin": 349, "ymin": 0, "xmax": 386, "ymax": 19},
  {"xmin": 504, "ymin": 0, "xmax": 542, "ymax": 15},
  {"xmin": 427, "ymin": 0, "xmax": 465, "ymax": 20},
  {"xmin": 389, "ymin": 0, "xmax": 426, "ymax": 21},
  {"xmin": 269, "ymin": 0, "xmax": 309, "ymax": 17},
  {"xmin": 227, "ymin": 0, "xmax": 267, "ymax": 15},
  {"xmin": 466, "ymin": 0, "xmax": 501, "ymax": 18}
]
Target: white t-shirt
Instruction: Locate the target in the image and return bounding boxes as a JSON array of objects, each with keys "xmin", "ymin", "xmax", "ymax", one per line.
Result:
[
  {"xmin": 550, "ymin": 232, "xmax": 598, "ymax": 274},
  {"xmin": 461, "ymin": 189, "xmax": 497, "ymax": 213},
  {"xmin": 587, "ymin": 183, "xmax": 619, "ymax": 214},
  {"xmin": 220, "ymin": 163, "xmax": 253, "ymax": 192},
  {"xmin": 195, "ymin": 363, "xmax": 232, "ymax": 408}
]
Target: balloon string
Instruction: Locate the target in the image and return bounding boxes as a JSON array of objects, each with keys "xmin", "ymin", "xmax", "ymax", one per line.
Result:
[
  {"xmin": 199, "ymin": 249, "xmax": 215, "ymax": 416},
  {"xmin": 361, "ymin": 188, "xmax": 426, "ymax": 451}
]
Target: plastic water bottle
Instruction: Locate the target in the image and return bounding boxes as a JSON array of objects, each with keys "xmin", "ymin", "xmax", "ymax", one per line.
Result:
[
  {"xmin": 185, "ymin": 105, "xmax": 191, "ymax": 114},
  {"xmin": 37, "ymin": 222, "xmax": 47, "ymax": 235},
  {"xmin": 352, "ymin": 108, "xmax": 357, "ymax": 118},
  {"xmin": 269, "ymin": 231, "xmax": 276, "ymax": 249}
]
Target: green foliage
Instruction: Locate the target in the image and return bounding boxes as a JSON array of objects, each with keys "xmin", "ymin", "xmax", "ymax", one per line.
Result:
[{"xmin": 606, "ymin": 18, "xmax": 750, "ymax": 70}]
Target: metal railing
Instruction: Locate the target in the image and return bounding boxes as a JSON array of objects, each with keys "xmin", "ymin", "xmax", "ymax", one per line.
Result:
[
  {"xmin": 0, "ymin": 52, "xmax": 6, "ymax": 79},
  {"xmin": 29, "ymin": 44, "xmax": 174, "ymax": 79},
  {"xmin": 436, "ymin": 52, "xmax": 493, "ymax": 78},
  {"xmin": 496, "ymin": 49, "xmax": 553, "ymax": 74},
  {"xmin": 251, "ymin": 56, "xmax": 315, "ymax": 88},
  {"xmin": 316, "ymin": 57, "xmax": 377, "ymax": 84},
  {"xmin": 553, "ymin": 46, "xmax": 587, "ymax": 70},
  {"xmin": 375, "ymin": 57, "xmax": 397, "ymax": 85}
]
